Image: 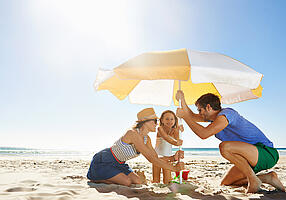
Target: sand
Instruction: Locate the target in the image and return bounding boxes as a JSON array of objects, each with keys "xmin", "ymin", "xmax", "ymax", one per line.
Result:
[{"xmin": 0, "ymin": 155, "xmax": 285, "ymax": 200}]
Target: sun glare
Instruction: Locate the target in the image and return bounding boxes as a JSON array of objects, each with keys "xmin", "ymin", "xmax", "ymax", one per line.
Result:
[{"xmin": 30, "ymin": 0, "xmax": 136, "ymax": 51}]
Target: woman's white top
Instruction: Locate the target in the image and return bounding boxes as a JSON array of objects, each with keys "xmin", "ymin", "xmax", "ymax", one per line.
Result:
[{"xmin": 155, "ymin": 136, "xmax": 173, "ymax": 157}]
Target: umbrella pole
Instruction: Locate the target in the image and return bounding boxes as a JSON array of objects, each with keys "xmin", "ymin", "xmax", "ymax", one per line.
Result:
[{"xmin": 178, "ymin": 80, "xmax": 183, "ymax": 184}]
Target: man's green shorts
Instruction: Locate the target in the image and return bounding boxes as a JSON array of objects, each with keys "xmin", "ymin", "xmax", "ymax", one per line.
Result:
[{"xmin": 252, "ymin": 143, "xmax": 279, "ymax": 174}]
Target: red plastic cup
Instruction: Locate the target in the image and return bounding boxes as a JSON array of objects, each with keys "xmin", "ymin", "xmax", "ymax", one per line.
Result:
[{"xmin": 175, "ymin": 170, "xmax": 190, "ymax": 180}]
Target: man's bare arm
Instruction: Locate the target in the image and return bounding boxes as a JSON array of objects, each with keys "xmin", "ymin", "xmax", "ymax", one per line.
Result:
[
  {"xmin": 176, "ymin": 90, "xmax": 204, "ymax": 122},
  {"xmin": 183, "ymin": 115, "xmax": 228, "ymax": 139}
]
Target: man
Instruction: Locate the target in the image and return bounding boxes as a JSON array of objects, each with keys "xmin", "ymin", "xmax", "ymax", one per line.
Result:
[{"xmin": 176, "ymin": 90, "xmax": 285, "ymax": 193}]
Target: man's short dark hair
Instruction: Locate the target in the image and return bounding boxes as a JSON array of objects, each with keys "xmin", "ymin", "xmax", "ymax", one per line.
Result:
[{"xmin": 195, "ymin": 93, "xmax": 222, "ymax": 111}]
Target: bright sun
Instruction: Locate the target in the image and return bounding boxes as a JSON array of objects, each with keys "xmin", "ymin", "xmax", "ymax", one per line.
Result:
[{"xmin": 30, "ymin": 0, "xmax": 136, "ymax": 51}]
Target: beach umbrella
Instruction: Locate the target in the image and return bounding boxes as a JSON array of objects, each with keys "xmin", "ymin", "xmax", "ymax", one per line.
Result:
[
  {"xmin": 94, "ymin": 48, "xmax": 263, "ymax": 107},
  {"xmin": 94, "ymin": 48, "xmax": 263, "ymax": 183}
]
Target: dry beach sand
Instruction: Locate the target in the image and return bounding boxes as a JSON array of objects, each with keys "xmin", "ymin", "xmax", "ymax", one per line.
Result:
[{"xmin": 0, "ymin": 156, "xmax": 285, "ymax": 200}]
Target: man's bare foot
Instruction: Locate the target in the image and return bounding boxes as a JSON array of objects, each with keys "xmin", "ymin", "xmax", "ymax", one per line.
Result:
[
  {"xmin": 246, "ymin": 176, "xmax": 262, "ymax": 193},
  {"xmin": 262, "ymin": 171, "xmax": 285, "ymax": 192}
]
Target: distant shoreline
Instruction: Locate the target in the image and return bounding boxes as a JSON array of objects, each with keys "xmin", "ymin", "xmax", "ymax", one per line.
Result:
[{"xmin": 1, "ymin": 147, "xmax": 286, "ymax": 158}]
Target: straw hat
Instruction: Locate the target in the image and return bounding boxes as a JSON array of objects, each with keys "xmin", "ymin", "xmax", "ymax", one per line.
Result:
[{"xmin": 137, "ymin": 108, "xmax": 158, "ymax": 122}]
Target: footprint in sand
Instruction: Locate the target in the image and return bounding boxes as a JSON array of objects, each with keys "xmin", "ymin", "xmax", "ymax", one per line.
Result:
[
  {"xmin": 20, "ymin": 180, "xmax": 38, "ymax": 184},
  {"xmin": 5, "ymin": 187, "xmax": 36, "ymax": 192}
]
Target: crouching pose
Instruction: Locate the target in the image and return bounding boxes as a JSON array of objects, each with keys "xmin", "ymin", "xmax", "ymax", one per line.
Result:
[
  {"xmin": 87, "ymin": 108, "xmax": 184, "ymax": 186},
  {"xmin": 176, "ymin": 91, "xmax": 285, "ymax": 193}
]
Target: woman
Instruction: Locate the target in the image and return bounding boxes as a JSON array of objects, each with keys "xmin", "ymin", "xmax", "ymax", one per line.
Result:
[{"xmin": 87, "ymin": 108, "xmax": 185, "ymax": 186}]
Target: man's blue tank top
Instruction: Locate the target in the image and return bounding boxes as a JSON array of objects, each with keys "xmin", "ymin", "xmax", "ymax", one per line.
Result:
[{"xmin": 215, "ymin": 108, "xmax": 273, "ymax": 148}]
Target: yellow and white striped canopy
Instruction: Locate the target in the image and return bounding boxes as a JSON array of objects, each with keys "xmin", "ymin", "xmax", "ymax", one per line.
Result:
[{"xmin": 95, "ymin": 49, "xmax": 263, "ymax": 106}]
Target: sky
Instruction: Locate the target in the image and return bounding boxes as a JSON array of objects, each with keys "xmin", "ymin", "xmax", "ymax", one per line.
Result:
[{"xmin": 1, "ymin": 0, "xmax": 286, "ymax": 151}]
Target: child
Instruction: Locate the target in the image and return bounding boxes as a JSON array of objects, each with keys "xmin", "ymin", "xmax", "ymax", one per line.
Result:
[{"xmin": 152, "ymin": 110, "xmax": 184, "ymax": 184}]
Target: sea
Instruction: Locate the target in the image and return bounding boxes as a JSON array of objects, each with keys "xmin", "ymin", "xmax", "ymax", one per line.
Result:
[{"xmin": 1, "ymin": 147, "xmax": 286, "ymax": 158}]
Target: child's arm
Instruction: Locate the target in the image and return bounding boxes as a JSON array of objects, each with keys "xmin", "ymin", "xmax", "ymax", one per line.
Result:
[
  {"xmin": 171, "ymin": 125, "xmax": 184, "ymax": 140},
  {"xmin": 158, "ymin": 127, "xmax": 183, "ymax": 146}
]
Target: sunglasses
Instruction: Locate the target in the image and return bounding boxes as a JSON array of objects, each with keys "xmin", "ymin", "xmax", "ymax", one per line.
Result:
[{"xmin": 144, "ymin": 119, "xmax": 158, "ymax": 124}]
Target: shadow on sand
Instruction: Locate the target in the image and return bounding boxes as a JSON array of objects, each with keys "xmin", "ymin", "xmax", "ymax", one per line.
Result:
[
  {"xmin": 256, "ymin": 189, "xmax": 286, "ymax": 200},
  {"xmin": 88, "ymin": 182, "xmax": 243, "ymax": 200}
]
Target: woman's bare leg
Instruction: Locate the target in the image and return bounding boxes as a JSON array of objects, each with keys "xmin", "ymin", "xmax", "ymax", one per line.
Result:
[
  {"xmin": 93, "ymin": 173, "xmax": 132, "ymax": 186},
  {"xmin": 128, "ymin": 172, "xmax": 142, "ymax": 184}
]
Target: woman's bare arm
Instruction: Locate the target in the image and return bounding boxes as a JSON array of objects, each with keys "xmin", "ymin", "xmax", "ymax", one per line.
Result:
[{"xmin": 125, "ymin": 131, "xmax": 184, "ymax": 172}]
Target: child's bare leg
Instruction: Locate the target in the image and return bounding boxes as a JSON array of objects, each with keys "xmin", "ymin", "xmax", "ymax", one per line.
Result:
[
  {"xmin": 152, "ymin": 164, "xmax": 161, "ymax": 183},
  {"xmin": 163, "ymin": 168, "xmax": 172, "ymax": 184},
  {"xmin": 162, "ymin": 156, "xmax": 172, "ymax": 184}
]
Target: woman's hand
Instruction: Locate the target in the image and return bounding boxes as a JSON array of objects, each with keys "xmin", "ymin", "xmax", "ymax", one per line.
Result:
[
  {"xmin": 174, "ymin": 162, "xmax": 185, "ymax": 171},
  {"xmin": 174, "ymin": 150, "xmax": 184, "ymax": 161}
]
